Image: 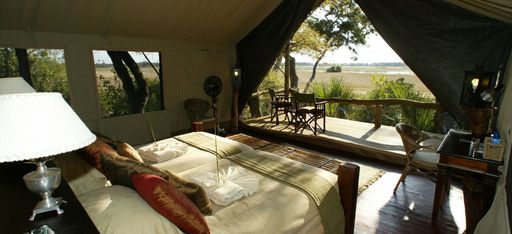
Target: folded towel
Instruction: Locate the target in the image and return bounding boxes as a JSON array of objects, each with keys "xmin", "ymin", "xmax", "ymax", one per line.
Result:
[
  {"xmin": 138, "ymin": 141, "xmax": 188, "ymax": 162},
  {"xmin": 210, "ymin": 181, "xmax": 244, "ymax": 206},
  {"xmin": 191, "ymin": 166, "xmax": 259, "ymax": 206}
]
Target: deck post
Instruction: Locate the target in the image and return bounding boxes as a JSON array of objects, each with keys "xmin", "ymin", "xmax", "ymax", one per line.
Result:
[{"xmin": 374, "ymin": 104, "xmax": 382, "ymax": 128}]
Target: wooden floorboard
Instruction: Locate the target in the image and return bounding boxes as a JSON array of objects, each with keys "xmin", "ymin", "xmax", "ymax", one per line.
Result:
[
  {"xmin": 243, "ymin": 115, "xmax": 432, "ymax": 164},
  {"xmin": 234, "ymin": 131, "xmax": 466, "ymax": 234}
]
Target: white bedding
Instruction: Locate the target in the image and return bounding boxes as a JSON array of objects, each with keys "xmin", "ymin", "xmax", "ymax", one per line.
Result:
[{"xmin": 70, "ymin": 132, "xmax": 343, "ymax": 234}]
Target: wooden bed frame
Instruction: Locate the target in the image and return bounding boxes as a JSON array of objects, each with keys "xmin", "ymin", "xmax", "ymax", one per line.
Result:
[{"xmin": 338, "ymin": 162, "xmax": 359, "ymax": 234}]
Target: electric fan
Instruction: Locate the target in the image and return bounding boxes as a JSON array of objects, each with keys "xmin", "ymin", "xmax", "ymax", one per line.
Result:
[{"xmin": 203, "ymin": 76, "xmax": 223, "ymax": 117}]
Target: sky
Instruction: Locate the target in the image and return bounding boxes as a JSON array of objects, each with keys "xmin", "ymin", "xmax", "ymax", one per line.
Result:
[
  {"xmin": 293, "ymin": 33, "xmax": 404, "ymax": 64},
  {"xmin": 93, "ymin": 50, "xmax": 160, "ymax": 64}
]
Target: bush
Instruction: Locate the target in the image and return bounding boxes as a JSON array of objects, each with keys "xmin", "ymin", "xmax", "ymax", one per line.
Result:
[
  {"xmin": 363, "ymin": 75, "xmax": 437, "ymax": 131},
  {"xmin": 326, "ymin": 66, "xmax": 342, "ymax": 73},
  {"xmin": 311, "ymin": 78, "xmax": 357, "ymax": 118}
]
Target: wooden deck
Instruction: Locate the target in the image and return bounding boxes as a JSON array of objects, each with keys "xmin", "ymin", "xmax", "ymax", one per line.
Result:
[
  {"xmin": 242, "ymin": 115, "xmax": 435, "ymax": 165},
  {"xmin": 231, "ymin": 131, "xmax": 466, "ymax": 233}
]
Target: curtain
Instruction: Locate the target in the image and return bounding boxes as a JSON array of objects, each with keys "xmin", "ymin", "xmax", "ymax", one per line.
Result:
[
  {"xmin": 236, "ymin": 0, "xmax": 319, "ymax": 111},
  {"xmin": 355, "ymin": 0, "xmax": 512, "ymax": 124}
]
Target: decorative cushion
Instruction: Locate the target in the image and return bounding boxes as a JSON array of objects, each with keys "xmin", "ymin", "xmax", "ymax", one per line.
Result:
[
  {"xmin": 132, "ymin": 173, "xmax": 210, "ymax": 234},
  {"xmin": 115, "ymin": 140, "xmax": 144, "ymax": 163},
  {"xmin": 100, "ymin": 153, "xmax": 212, "ymax": 215},
  {"xmin": 79, "ymin": 138, "xmax": 118, "ymax": 174},
  {"xmin": 100, "ymin": 152, "xmax": 167, "ymax": 188}
]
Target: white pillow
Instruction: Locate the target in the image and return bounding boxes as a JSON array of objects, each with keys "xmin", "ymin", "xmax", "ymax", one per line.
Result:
[{"xmin": 78, "ymin": 185, "xmax": 184, "ymax": 234}]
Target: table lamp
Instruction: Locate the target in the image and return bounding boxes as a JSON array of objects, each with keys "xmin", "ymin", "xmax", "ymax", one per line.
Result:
[
  {"xmin": 0, "ymin": 77, "xmax": 36, "ymax": 94},
  {"xmin": 0, "ymin": 92, "xmax": 96, "ymax": 220}
]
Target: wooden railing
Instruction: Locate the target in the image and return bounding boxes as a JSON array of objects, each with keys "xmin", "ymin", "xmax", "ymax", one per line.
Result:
[
  {"xmin": 316, "ymin": 98, "xmax": 443, "ymax": 128},
  {"xmin": 246, "ymin": 91, "xmax": 443, "ymax": 130}
]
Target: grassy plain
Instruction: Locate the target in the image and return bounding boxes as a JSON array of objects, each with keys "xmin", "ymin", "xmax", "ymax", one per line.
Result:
[
  {"xmin": 295, "ymin": 65, "xmax": 432, "ymax": 97},
  {"xmin": 95, "ymin": 66, "xmax": 159, "ymax": 81}
]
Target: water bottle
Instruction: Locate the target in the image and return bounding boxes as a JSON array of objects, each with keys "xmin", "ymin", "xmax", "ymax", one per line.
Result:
[{"xmin": 491, "ymin": 130, "xmax": 501, "ymax": 144}]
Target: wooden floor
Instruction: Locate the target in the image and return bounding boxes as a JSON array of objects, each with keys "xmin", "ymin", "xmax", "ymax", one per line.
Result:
[
  {"xmin": 243, "ymin": 115, "xmax": 419, "ymax": 164},
  {"xmin": 237, "ymin": 130, "xmax": 466, "ymax": 234}
]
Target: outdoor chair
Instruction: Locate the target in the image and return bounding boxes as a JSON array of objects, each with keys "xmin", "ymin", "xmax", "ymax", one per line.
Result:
[
  {"xmin": 268, "ymin": 88, "xmax": 292, "ymax": 125},
  {"xmin": 393, "ymin": 123, "xmax": 442, "ymax": 193},
  {"xmin": 293, "ymin": 93, "xmax": 326, "ymax": 135}
]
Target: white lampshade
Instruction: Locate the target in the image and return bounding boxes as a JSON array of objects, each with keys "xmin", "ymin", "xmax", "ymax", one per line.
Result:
[
  {"xmin": 0, "ymin": 77, "xmax": 36, "ymax": 94},
  {"xmin": 0, "ymin": 92, "xmax": 96, "ymax": 162}
]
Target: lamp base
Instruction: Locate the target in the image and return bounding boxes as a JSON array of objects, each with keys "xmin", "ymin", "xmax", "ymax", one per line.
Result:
[
  {"xmin": 29, "ymin": 197, "xmax": 65, "ymax": 221},
  {"xmin": 22, "ymin": 161, "xmax": 65, "ymax": 221}
]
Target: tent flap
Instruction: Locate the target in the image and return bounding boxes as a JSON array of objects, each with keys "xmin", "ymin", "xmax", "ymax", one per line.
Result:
[
  {"xmin": 236, "ymin": 0, "xmax": 318, "ymax": 111},
  {"xmin": 356, "ymin": 0, "xmax": 512, "ymax": 125}
]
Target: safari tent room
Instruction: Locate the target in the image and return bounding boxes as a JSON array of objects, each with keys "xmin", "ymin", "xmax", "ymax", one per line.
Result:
[{"xmin": 1, "ymin": 0, "xmax": 512, "ymax": 233}]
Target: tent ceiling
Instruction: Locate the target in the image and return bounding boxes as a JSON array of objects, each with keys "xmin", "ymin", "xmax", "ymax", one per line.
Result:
[{"xmin": 0, "ymin": 0, "xmax": 282, "ymax": 44}]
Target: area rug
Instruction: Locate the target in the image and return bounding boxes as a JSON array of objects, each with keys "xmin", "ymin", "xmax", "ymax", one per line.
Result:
[{"xmin": 227, "ymin": 133, "xmax": 385, "ymax": 194}]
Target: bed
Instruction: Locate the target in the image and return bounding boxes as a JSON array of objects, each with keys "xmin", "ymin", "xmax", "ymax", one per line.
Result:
[{"xmin": 56, "ymin": 131, "xmax": 359, "ymax": 234}]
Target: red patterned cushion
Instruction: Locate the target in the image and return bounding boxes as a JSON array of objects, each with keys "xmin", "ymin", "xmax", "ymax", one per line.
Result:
[{"xmin": 131, "ymin": 173, "xmax": 210, "ymax": 234}]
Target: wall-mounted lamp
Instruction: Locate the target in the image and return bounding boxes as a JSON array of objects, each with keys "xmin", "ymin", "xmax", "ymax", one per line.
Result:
[
  {"xmin": 232, "ymin": 68, "xmax": 241, "ymax": 89},
  {"xmin": 460, "ymin": 70, "xmax": 494, "ymax": 108},
  {"xmin": 471, "ymin": 78, "xmax": 480, "ymax": 93}
]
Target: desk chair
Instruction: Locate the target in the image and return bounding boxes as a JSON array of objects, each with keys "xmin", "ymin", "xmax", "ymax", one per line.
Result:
[
  {"xmin": 394, "ymin": 123, "xmax": 441, "ymax": 193},
  {"xmin": 293, "ymin": 93, "xmax": 326, "ymax": 135}
]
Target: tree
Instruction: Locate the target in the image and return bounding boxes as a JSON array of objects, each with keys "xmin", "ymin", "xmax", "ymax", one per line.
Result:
[
  {"xmin": 107, "ymin": 51, "xmax": 149, "ymax": 114},
  {"xmin": 291, "ymin": 0, "xmax": 374, "ymax": 92},
  {"xmin": 0, "ymin": 48, "xmax": 69, "ymax": 100}
]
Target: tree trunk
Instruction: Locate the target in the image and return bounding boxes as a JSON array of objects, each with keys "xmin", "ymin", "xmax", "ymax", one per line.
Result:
[
  {"xmin": 290, "ymin": 56, "xmax": 299, "ymax": 90},
  {"xmin": 15, "ymin": 48, "xmax": 34, "ymax": 86},
  {"xmin": 302, "ymin": 49, "xmax": 327, "ymax": 93},
  {"xmin": 247, "ymin": 95, "xmax": 261, "ymax": 118},
  {"xmin": 303, "ymin": 58, "xmax": 321, "ymax": 93},
  {"xmin": 107, "ymin": 51, "xmax": 149, "ymax": 114}
]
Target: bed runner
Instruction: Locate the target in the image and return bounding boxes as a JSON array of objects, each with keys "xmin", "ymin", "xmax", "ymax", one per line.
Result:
[
  {"xmin": 179, "ymin": 132, "xmax": 344, "ymax": 233},
  {"xmin": 175, "ymin": 132, "xmax": 242, "ymax": 158},
  {"xmin": 228, "ymin": 151, "xmax": 344, "ymax": 234}
]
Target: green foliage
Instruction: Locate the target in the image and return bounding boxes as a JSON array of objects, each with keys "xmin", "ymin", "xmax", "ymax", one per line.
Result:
[
  {"xmin": 258, "ymin": 69, "xmax": 284, "ymax": 92},
  {"xmin": 307, "ymin": 74, "xmax": 437, "ymax": 132},
  {"xmin": 97, "ymin": 73, "xmax": 129, "ymax": 117},
  {"xmin": 363, "ymin": 75, "xmax": 436, "ymax": 131},
  {"xmin": 326, "ymin": 66, "xmax": 342, "ymax": 73},
  {"xmin": 0, "ymin": 48, "xmax": 70, "ymax": 101},
  {"xmin": 311, "ymin": 77, "xmax": 357, "ymax": 118},
  {"xmin": 29, "ymin": 50, "xmax": 70, "ymax": 101},
  {"xmin": 256, "ymin": 69, "xmax": 285, "ymax": 117},
  {"xmin": 97, "ymin": 68, "xmax": 162, "ymax": 118},
  {"xmin": 0, "ymin": 48, "xmax": 18, "ymax": 77}
]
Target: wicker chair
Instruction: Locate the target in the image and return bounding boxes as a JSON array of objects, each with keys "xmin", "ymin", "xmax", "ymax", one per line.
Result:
[
  {"xmin": 184, "ymin": 98, "xmax": 216, "ymax": 131},
  {"xmin": 393, "ymin": 123, "xmax": 442, "ymax": 193}
]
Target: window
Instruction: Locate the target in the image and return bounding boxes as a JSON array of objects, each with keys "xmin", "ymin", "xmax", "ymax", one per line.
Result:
[
  {"xmin": 93, "ymin": 50, "xmax": 163, "ymax": 118},
  {"xmin": 0, "ymin": 47, "xmax": 69, "ymax": 101}
]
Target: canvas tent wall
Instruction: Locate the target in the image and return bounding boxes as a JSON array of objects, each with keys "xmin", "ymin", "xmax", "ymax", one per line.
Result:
[{"xmin": 0, "ymin": 0, "xmax": 283, "ymax": 144}]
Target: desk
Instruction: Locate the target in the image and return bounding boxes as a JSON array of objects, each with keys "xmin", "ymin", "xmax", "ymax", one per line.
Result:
[
  {"xmin": 0, "ymin": 162, "xmax": 99, "ymax": 234},
  {"xmin": 432, "ymin": 129, "xmax": 501, "ymax": 233}
]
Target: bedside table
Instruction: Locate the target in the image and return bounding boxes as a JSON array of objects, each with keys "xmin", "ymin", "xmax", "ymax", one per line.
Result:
[{"xmin": 0, "ymin": 162, "xmax": 99, "ymax": 234}]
